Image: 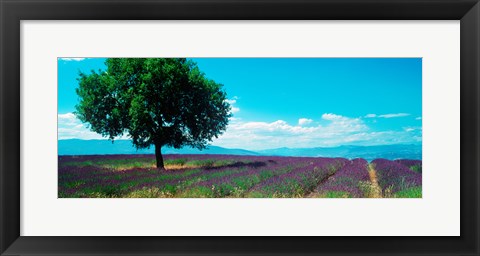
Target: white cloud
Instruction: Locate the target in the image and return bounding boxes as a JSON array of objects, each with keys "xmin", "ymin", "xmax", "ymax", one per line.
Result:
[
  {"xmin": 58, "ymin": 112, "xmax": 128, "ymax": 140},
  {"xmin": 58, "ymin": 112, "xmax": 78, "ymax": 126},
  {"xmin": 298, "ymin": 118, "xmax": 313, "ymax": 126},
  {"xmin": 58, "ymin": 111, "xmax": 422, "ymax": 150},
  {"xmin": 226, "ymin": 97, "xmax": 240, "ymax": 114},
  {"xmin": 212, "ymin": 113, "xmax": 373, "ymax": 150},
  {"xmin": 403, "ymin": 126, "xmax": 422, "ymax": 132},
  {"xmin": 211, "ymin": 112, "xmax": 423, "ymax": 150},
  {"xmin": 225, "ymin": 99, "xmax": 237, "ymax": 105},
  {"xmin": 364, "ymin": 113, "xmax": 410, "ymax": 119},
  {"xmin": 59, "ymin": 58, "xmax": 86, "ymax": 61},
  {"xmin": 321, "ymin": 113, "xmax": 345, "ymax": 121},
  {"xmin": 377, "ymin": 113, "xmax": 410, "ymax": 118}
]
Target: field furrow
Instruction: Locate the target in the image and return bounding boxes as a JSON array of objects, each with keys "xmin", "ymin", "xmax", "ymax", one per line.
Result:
[
  {"xmin": 58, "ymin": 155, "xmax": 422, "ymax": 198},
  {"xmin": 308, "ymin": 158, "xmax": 370, "ymax": 198},
  {"xmin": 370, "ymin": 159, "xmax": 422, "ymax": 198}
]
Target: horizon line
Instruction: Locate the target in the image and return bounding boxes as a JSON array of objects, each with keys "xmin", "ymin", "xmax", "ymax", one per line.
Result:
[{"xmin": 58, "ymin": 138, "xmax": 422, "ymax": 150}]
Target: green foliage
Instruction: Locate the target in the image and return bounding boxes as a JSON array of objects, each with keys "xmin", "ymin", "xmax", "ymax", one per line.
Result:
[
  {"xmin": 165, "ymin": 158, "xmax": 188, "ymax": 166},
  {"xmin": 394, "ymin": 186, "xmax": 422, "ymax": 198},
  {"xmin": 409, "ymin": 165, "xmax": 422, "ymax": 173},
  {"xmin": 126, "ymin": 187, "xmax": 164, "ymax": 198},
  {"xmin": 75, "ymin": 58, "xmax": 231, "ymax": 167},
  {"xmin": 62, "ymin": 158, "xmax": 155, "ymax": 169},
  {"xmin": 179, "ymin": 186, "xmax": 214, "ymax": 198},
  {"xmin": 186, "ymin": 159, "xmax": 216, "ymax": 168},
  {"xmin": 320, "ymin": 191, "xmax": 351, "ymax": 198},
  {"xmin": 358, "ymin": 181, "xmax": 371, "ymax": 196}
]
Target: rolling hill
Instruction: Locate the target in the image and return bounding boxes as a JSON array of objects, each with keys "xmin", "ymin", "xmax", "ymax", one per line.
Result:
[{"xmin": 58, "ymin": 139, "xmax": 421, "ymax": 160}]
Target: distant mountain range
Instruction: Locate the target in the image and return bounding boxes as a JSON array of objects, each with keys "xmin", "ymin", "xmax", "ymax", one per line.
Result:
[
  {"xmin": 58, "ymin": 139, "xmax": 421, "ymax": 160},
  {"xmin": 256, "ymin": 144, "xmax": 421, "ymax": 161},
  {"xmin": 58, "ymin": 139, "xmax": 260, "ymax": 156}
]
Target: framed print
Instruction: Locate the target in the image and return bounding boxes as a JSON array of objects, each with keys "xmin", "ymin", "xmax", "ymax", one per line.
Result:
[{"xmin": 1, "ymin": 0, "xmax": 479, "ymax": 255}]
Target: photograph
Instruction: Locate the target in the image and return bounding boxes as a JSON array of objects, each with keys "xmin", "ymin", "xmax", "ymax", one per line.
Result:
[
  {"xmin": 3, "ymin": 0, "xmax": 477, "ymax": 254},
  {"xmin": 58, "ymin": 57, "xmax": 422, "ymax": 198}
]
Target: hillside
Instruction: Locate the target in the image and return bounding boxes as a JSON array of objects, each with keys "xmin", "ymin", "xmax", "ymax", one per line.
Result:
[{"xmin": 58, "ymin": 139, "xmax": 421, "ymax": 160}]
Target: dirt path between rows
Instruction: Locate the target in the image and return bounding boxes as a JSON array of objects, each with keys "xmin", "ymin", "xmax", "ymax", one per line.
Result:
[
  {"xmin": 305, "ymin": 171, "xmax": 339, "ymax": 198},
  {"xmin": 367, "ymin": 164, "xmax": 382, "ymax": 198}
]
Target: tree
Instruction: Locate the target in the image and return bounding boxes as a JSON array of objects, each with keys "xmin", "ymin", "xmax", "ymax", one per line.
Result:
[{"xmin": 75, "ymin": 58, "xmax": 231, "ymax": 170}]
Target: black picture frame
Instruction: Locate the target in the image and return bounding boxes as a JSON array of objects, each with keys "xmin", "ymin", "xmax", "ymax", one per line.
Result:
[{"xmin": 1, "ymin": 0, "xmax": 479, "ymax": 255}]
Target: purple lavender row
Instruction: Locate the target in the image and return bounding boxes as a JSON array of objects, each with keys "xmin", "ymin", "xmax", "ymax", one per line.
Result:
[
  {"xmin": 394, "ymin": 159, "xmax": 422, "ymax": 173},
  {"xmin": 59, "ymin": 155, "xmax": 247, "ymax": 197},
  {"xmin": 315, "ymin": 158, "xmax": 370, "ymax": 197},
  {"xmin": 125, "ymin": 156, "xmax": 310, "ymax": 197},
  {"xmin": 248, "ymin": 158, "xmax": 348, "ymax": 197},
  {"xmin": 60, "ymin": 162, "xmax": 249, "ymax": 197},
  {"xmin": 59, "ymin": 164, "xmax": 196, "ymax": 191},
  {"xmin": 126, "ymin": 164, "xmax": 261, "ymax": 195},
  {"xmin": 59, "ymin": 168, "xmax": 195, "ymax": 197},
  {"xmin": 183, "ymin": 161, "xmax": 297, "ymax": 197},
  {"xmin": 60, "ymin": 156, "xmax": 302, "ymax": 197},
  {"xmin": 59, "ymin": 155, "xmax": 286, "ymax": 190},
  {"xmin": 371, "ymin": 159, "xmax": 422, "ymax": 193}
]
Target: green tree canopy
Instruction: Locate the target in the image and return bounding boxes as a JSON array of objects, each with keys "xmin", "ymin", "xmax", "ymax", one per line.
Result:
[{"xmin": 75, "ymin": 58, "xmax": 231, "ymax": 169}]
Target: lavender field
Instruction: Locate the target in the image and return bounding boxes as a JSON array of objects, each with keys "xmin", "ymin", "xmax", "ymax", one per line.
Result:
[{"xmin": 58, "ymin": 154, "xmax": 422, "ymax": 198}]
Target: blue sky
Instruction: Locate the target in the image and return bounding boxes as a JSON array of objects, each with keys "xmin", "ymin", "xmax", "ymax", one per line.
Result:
[{"xmin": 58, "ymin": 58, "xmax": 422, "ymax": 150}]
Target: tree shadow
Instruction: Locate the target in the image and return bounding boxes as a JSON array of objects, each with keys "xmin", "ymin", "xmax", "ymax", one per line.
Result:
[{"xmin": 205, "ymin": 161, "xmax": 267, "ymax": 170}]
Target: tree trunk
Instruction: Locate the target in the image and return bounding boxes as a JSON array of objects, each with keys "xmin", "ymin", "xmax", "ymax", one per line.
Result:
[{"xmin": 154, "ymin": 144, "xmax": 165, "ymax": 170}]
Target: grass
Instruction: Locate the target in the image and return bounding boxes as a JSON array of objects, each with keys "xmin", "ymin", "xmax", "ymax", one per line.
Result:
[
  {"xmin": 310, "ymin": 191, "xmax": 351, "ymax": 198},
  {"xmin": 62, "ymin": 158, "xmax": 156, "ymax": 169},
  {"xmin": 409, "ymin": 165, "xmax": 422, "ymax": 173},
  {"xmin": 58, "ymin": 155, "xmax": 422, "ymax": 198},
  {"xmin": 61, "ymin": 157, "xmax": 224, "ymax": 171},
  {"xmin": 393, "ymin": 186, "xmax": 422, "ymax": 198}
]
